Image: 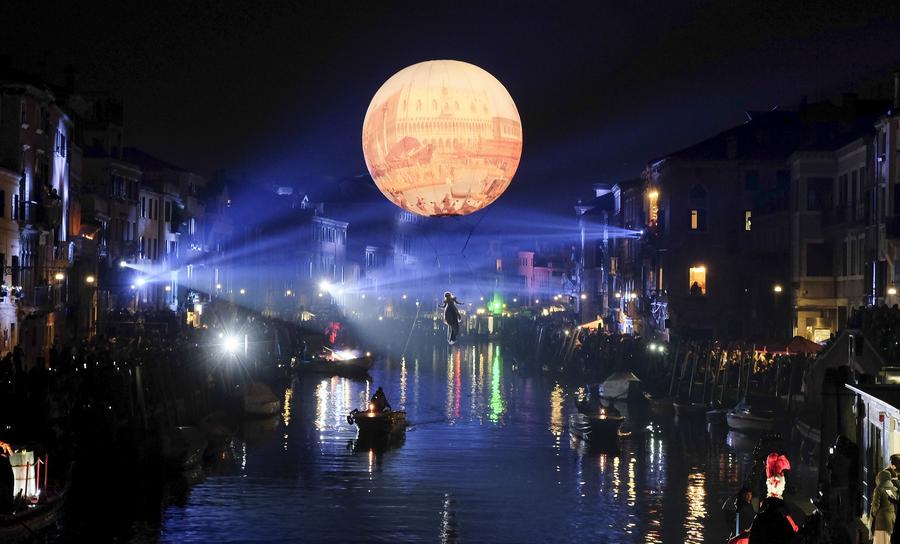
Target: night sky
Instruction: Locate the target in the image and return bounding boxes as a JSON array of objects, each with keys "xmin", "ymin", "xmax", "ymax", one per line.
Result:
[{"xmin": 5, "ymin": 1, "xmax": 900, "ymax": 212}]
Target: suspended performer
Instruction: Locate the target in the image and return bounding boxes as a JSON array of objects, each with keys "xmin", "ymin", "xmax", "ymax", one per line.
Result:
[{"xmin": 440, "ymin": 292, "xmax": 464, "ymax": 345}]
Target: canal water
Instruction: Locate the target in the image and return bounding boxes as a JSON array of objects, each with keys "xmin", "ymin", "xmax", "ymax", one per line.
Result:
[{"xmin": 59, "ymin": 342, "xmax": 818, "ymax": 543}]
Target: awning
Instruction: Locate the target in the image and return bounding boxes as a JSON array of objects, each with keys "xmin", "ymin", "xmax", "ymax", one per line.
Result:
[
  {"xmin": 578, "ymin": 318, "xmax": 604, "ymax": 330},
  {"xmin": 786, "ymin": 335, "xmax": 823, "ymax": 355}
]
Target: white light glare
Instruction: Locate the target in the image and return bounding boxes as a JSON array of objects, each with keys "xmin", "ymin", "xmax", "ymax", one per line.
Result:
[{"xmin": 223, "ymin": 335, "xmax": 240, "ymax": 354}]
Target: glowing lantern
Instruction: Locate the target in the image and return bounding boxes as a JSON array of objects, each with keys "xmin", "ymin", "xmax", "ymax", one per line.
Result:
[
  {"xmin": 10, "ymin": 449, "xmax": 38, "ymax": 501},
  {"xmin": 362, "ymin": 60, "xmax": 523, "ymax": 216}
]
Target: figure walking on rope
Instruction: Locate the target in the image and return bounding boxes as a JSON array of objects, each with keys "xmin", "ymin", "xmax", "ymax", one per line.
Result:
[{"xmin": 440, "ymin": 292, "xmax": 464, "ymax": 345}]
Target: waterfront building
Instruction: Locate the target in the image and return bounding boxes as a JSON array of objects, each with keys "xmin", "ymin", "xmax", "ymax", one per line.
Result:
[{"xmin": 0, "ymin": 68, "xmax": 77, "ymax": 366}]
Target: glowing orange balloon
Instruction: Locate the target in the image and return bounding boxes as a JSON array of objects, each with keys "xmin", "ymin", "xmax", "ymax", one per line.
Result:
[{"xmin": 362, "ymin": 60, "xmax": 523, "ymax": 217}]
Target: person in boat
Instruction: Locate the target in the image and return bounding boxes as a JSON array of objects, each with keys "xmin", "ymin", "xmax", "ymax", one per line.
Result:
[
  {"xmin": 371, "ymin": 387, "xmax": 391, "ymax": 413},
  {"xmin": 723, "ymin": 485, "xmax": 756, "ymax": 536},
  {"xmin": 748, "ymin": 453, "xmax": 799, "ymax": 544},
  {"xmin": 440, "ymin": 292, "xmax": 463, "ymax": 345}
]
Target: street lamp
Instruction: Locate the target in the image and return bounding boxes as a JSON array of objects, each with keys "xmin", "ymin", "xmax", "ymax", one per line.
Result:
[
  {"xmin": 54, "ymin": 272, "xmax": 64, "ymax": 281},
  {"xmin": 239, "ymin": 288, "xmax": 246, "ymax": 295},
  {"xmin": 119, "ymin": 260, "xmax": 127, "ymax": 268},
  {"xmin": 889, "ymin": 285, "xmax": 898, "ymax": 296},
  {"xmin": 215, "ymin": 283, "xmax": 222, "ymax": 290},
  {"xmin": 773, "ymin": 284, "xmax": 783, "ymax": 293},
  {"xmin": 164, "ymin": 285, "xmax": 172, "ymax": 292},
  {"xmin": 85, "ymin": 275, "xmax": 95, "ymax": 284},
  {"xmin": 285, "ymin": 289, "xmax": 292, "ymax": 296},
  {"xmin": 580, "ymin": 293, "xmax": 587, "ymax": 300}
]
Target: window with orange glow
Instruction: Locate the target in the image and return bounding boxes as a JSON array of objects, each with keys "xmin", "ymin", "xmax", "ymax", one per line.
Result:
[
  {"xmin": 647, "ymin": 190, "xmax": 659, "ymax": 226},
  {"xmin": 689, "ymin": 266, "xmax": 706, "ymax": 295}
]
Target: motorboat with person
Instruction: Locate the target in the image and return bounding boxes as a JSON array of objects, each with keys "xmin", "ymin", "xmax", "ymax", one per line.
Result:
[
  {"xmin": 294, "ymin": 347, "xmax": 373, "ymax": 378},
  {"xmin": 347, "ymin": 387, "xmax": 408, "ymax": 440}
]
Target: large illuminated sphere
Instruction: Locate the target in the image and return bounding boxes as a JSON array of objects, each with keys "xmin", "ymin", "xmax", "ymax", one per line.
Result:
[{"xmin": 362, "ymin": 60, "xmax": 523, "ymax": 217}]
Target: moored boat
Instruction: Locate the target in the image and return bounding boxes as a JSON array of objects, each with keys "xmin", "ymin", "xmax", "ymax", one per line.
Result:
[
  {"xmin": 568, "ymin": 411, "xmax": 625, "ymax": 444},
  {"xmin": 673, "ymin": 401, "xmax": 707, "ymax": 418},
  {"xmin": 705, "ymin": 407, "xmax": 729, "ymax": 424},
  {"xmin": 599, "ymin": 372, "xmax": 642, "ymax": 401},
  {"xmin": 0, "ymin": 446, "xmax": 71, "ymax": 542},
  {"xmin": 726, "ymin": 399, "xmax": 777, "ymax": 433}
]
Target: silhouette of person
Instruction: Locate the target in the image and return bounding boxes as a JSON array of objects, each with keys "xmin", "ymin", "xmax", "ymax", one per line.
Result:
[{"xmin": 440, "ymin": 292, "xmax": 463, "ymax": 345}]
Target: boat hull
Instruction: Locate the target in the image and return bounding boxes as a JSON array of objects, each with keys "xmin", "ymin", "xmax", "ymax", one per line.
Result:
[
  {"xmin": 296, "ymin": 356, "xmax": 373, "ymax": 377},
  {"xmin": 568, "ymin": 413, "xmax": 624, "ymax": 443},
  {"xmin": 726, "ymin": 411, "xmax": 776, "ymax": 433},
  {"xmin": 350, "ymin": 410, "xmax": 407, "ymax": 437},
  {"xmin": 673, "ymin": 402, "xmax": 707, "ymax": 418}
]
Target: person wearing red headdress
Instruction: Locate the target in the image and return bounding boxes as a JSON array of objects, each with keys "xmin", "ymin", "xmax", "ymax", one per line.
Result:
[{"xmin": 747, "ymin": 453, "xmax": 799, "ymax": 544}]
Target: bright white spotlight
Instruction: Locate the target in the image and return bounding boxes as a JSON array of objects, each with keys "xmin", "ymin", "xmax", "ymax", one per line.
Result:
[
  {"xmin": 319, "ymin": 280, "xmax": 331, "ymax": 291},
  {"xmin": 135, "ymin": 277, "xmax": 146, "ymax": 287},
  {"xmin": 119, "ymin": 260, "xmax": 127, "ymax": 268},
  {"xmin": 223, "ymin": 335, "xmax": 240, "ymax": 354}
]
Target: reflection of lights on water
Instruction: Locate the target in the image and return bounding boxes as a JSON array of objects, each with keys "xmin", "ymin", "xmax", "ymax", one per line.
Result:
[
  {"xmin": 488, "ymin": 347, "xmax": 505, "ymax": 423},
  {"xmin": 368, "ymin": 448, "xmax": 374, "ymax": 475},
  {"xmin": 315, "ymin": 380, "xmax": 328, "ymax": 431},
  {"xmin": 241, "ymin": 441, "xmax": 247, "ymax": 473},
  {"xmin": 627, "ymin": 457, "xmax": 636, "ymax": 507},
  {"xmin": 446, "ymin": 353, "xmax": 454, "ymax": 421},
  {"xmin": 612, "ymin": 456, "xmax": 620, "ymax": 500},
  {"xmin": 455, "ymin": 350, "xmax": 461, "ymax": 418},
  {"xmin": 282, "ymin": 386, "xmax": 293, "ymax": 427},
  {"xmin": 400, "ymin": 357, "xmax": 407, "ymax": 407},
  {"xmin": 549, "ymin": 383, "xmax": 564, "ymax": 437},
  {"xmin": 684, "ymin": 471, "xmax": 707, "ymax": 544}
]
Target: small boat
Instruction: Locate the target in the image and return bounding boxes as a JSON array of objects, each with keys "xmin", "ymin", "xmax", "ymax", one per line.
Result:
[
  {"xmin": 568, "ymin": 410, "xmax": 625, "ymax": 444},
  {"xmin": 599, "ymin": 372, "xmax": 642, "ymax": 401},
  {"xmin": 0, "ymin": 454, "xmax": 71, "ymax": 542},
  {"xmin": 295, "ymin": 349, "xmax": 373, "ymax": 377},
  {"xmin": 705, "ymin": 407, "xmax": 729, "ymax": 425},
  {"xmin": 241, "ymin": 382, "xmax": 281, "ymax": 417},
  {"xmin": 644, "ymin": 393, "xmax": 674, "ymax": 413},
  {"xmin": 673, "ymin": 401, "xmax": 707, "ymax": 418},
  {"xmin": 726, "ymin": 399, "xmax": 777, "ymax": 433},
  {"xmin": 347, "ymin": 408, "xmax": 407, "ymax": 438}
]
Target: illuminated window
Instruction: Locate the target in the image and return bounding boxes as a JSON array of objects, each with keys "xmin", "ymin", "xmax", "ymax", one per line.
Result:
[
  {"xmin": 691, "ymin": 210, "xmax": 698, "ymax": 230},
  {"xmin": 496, "ymin": 258, "xmax": 502, "ymax": 271},
  {"xmin": 689, "ymin": 266, "xmax": 706, "ymax": 296},
  {"xmin": 744, "ymin": 210, "xmax": 752, "ymax": 231},
  {"xmin": 647, "ymin": 190, "xmax": 659, "ymax": 226}
]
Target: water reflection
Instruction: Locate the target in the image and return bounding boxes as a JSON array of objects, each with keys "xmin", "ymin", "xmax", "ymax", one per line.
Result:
[
  {"xmin": 685, "ymin": 471, "xmax": 707, "ymax": 544},
  {"xmin": 150, "ymin": 342, "xmax": 807, "ymax": 544}
]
